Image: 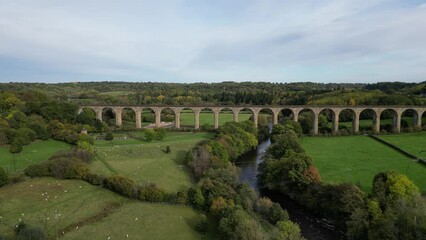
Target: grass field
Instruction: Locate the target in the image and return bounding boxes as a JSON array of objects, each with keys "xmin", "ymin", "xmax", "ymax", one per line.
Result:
[
  {"xmin": 378, "ymin": 132, "xmax": 426, "ymax": 159},
  {"xmin": 90, "ymin": 132, "xmax": 214, "ymax": 192},
  {"xmin": 338, "ymin": 116, "xmax": 426, "ymax": 130},
  {"xmin": 0, "ymin": 140, "xmax": 70, "ymax": 173},
  {"xmin": 180, "ymin": 111, "xmax": 253, "ymax": 127},
  {"xmin": 301, "ymin": 135, "xmax": 426, "ymax": 193},
  {"xmin": 0, "ymin": 178, "xmax": 217, "ymax": 240}
]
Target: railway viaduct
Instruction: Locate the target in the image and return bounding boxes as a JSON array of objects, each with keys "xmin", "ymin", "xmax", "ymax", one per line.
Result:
[{"xmin": 77, "ymin": 105, "xmax": 426, "ymax": 135}]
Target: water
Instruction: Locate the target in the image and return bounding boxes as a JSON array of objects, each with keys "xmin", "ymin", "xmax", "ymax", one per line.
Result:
[{"xmin": 235, "ymin": 139, "xmax": 346, "ymax": 240}]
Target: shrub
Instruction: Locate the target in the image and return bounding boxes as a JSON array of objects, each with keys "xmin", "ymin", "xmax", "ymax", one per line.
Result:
[
  {"xmin": 196, "ymin": 214, "xmax": 208, "ymax": 233},
  {"xmin": 17, "ymin": 227, "xmax": 46, "ymax": 240},
  {"xmin": 9, "ymin": 143, "xmax": 23, "ymax": 154},
  {"xmin": 137, "ymin": 183, "xmax": 166, "ymax": 202},
  {"xmin": 103, "ymin": 175, "xmax": 136, "ymax": 198},
  {"xmin": 165, "ymin": 145, "xmax": 171, "ymax": 153},
  {"xmin": 83, "ymin": 173, "xmax": 105, "ymax": 186},
  {"xmin": 105, "ymin": 132, "xmax": 114, "ymax": 141},
  {"xmin": 0, "ymin": 167, "xmax": 8, "ymax": 187},
  {"xmin": 154, "ymin": 128, "xmax": 167, "ymax": 140},
  {"xmin": 188, "ymin": 187, "xmax": 206, "ymax": 209},
  {"xmin": 144, "ymin": 129, "xmax": 155, "ymax": 142},
  {"xmin": 24, "ymin": 164, "xmax": 50, "ymax": 178},
  {"xmin": 175, "ymin": 190, "xmax": 189, "ymax": 204},
  {"xmin": 49, "ymin": 158, "xmax": 89, "ymax": 179}
]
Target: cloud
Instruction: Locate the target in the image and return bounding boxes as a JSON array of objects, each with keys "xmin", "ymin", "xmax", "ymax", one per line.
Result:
[{"xmin": 0, "ymin": 0, "xmax": 425, "ymax": 83}]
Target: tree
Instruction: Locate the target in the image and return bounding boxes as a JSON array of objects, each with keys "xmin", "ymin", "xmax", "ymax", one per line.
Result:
[
  {"xmin": 9, "ymin": 143, "xmax": 23, "ymax": 171},
  {"xmin": 145, "ymin": 129, "xmax": 156, "ymax": 142},
  {"xmin": 276, "ymin": 220, "xmax": 303, "ymax": 240}
]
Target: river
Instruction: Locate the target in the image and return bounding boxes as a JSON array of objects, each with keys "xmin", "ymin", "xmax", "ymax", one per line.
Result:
[{"xmin": 235, "ymin": 138, "xmax": 346, "ymax": 240}]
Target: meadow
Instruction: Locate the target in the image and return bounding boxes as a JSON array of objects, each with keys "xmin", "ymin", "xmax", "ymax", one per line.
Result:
[
  {"xmin": 0, "ymin": 178, "xmax": 216, "ymax": 240},
  {"xmin": 0, "ymin": 140, "xmax": 70, "ymax": 173},
  {"xmin": 90, "ymin": 132, "xmax": 214, "ymax": 192},
  {"xmin": 301, "ymin": 135, "xmax": 426, "ymax": 193},
  {"xmin": 338, "ymin": 116, "xmax": 426, "ymax": 130},
  {"xmin": 378, "ymin": 132, "xmax": 426, "ymax": 159}
]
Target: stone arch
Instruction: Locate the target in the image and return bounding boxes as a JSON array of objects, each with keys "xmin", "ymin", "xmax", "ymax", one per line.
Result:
[
  {"xmin": 422, "ymin": 110, "xmax": 426, "ymax": 127},
  {"xmin": 258, "ymin": 108, "xmax": 275, "ymax": 126},
  {"xmin": 379, "ymin": 108, "xmax": 400, "ymax": 133},
  {"xmin": 359, "ymin": 108, "xmax": 379, "ymax": 133},
  {"xmin": 237, "ymin": 107, "xmax": 253, "ymax": 126},
  {"xmin": 76, "ymin": 107, "xmax": 97, "ymax": 125},
  {"xmin": 279, "ymin": 108, "xmax": 295, "ymax": 122},
  {"xmin": 102, "ymin": 107, "xmax": 117, "ymax": 127},
  {"xmin": 160, "ymin": 107, "xmax": 177, "ymax": 128},
  {"xmin": 180, "ymin": 107, "xmax": 196, "ymax": 129},
  {"xmin": 338, "ymin": 108, "xmax": 358, "ymax": 133},
  {"xmin": 297, "ymin": 108, "xmax": 318, "ymax": 135},
  {"xmin": 141, "ymin": 107, "xmax": 156, "ymax": 128},
  {"xmin": 219, "ymin": 107, "xmax": 239, "ymax": 126},
  {"xmin": 318, "ymin": 108, "xmax": 338, "ymax": 135},
  {"xmin": 121, "ymin": 107, "xmax": 136, "ymax": 129},
  {"xmin": 198, "ymin": 107, "xmax": 215, "ymax": 130},
  {"xmin": 401, "ymin": 108, "xmax": 420, "ymax": 130}
]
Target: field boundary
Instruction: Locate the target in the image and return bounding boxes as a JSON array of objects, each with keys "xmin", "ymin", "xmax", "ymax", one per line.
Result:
[{"xmin": 368, "ymin": 134, "xmax": 426, "ymax": 166}]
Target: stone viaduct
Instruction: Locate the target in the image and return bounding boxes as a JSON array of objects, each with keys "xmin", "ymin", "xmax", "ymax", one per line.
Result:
[{"xmin": 77, "ymin": 105, "xmax": 426, "ymax": 135}]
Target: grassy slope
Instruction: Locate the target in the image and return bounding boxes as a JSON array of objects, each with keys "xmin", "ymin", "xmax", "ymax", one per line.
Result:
[
  {"xmin": 301, "ymin": 135, "xmax": 426, "ymax": 193},
  {"xmin": 378, "ymin": 132, "xmax": 426, "ymax": 159},
  {"xmin": 90, "ymin": 132, "xmax": 214, "ymax": 192},
  {"xmin": 0, "ymin": 178, "xmax": 216, "ymax": 240},
  {"xmin": 0, "ymin": 140, "xmax": 70, "ymax": 173}
]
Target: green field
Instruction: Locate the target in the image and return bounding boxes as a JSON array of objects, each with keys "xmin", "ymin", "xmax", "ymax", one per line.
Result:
[
  {"xmin": 90, "ymin": 132, "xmax": 214, "ymax": 192},
  {"xmin": 378, "ymin": 132, "xmax": 426, "ymax": 160},
  {"xmin": 301, "ymin": 135, "xmax": 426, "ymax": 193},
  {"xmin": 0, "ymin": 178, "xmax": 216, "ymax": 240},
  {"xmin": 338, "ymin": 116, "xmax": 426, "ymax": 130},
  {"xmin": 0, "ymin": 140, "xmax": 70, "ymax": 173}
]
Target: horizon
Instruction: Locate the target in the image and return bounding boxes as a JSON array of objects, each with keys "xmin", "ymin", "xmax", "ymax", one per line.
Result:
[{"xmin": 1, "ymin": 1, "xmax": 426, "ymax": 83}]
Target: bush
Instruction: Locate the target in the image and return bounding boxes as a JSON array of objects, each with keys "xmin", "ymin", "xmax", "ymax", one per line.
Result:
[
  {"xmin": 154, "ymin": 128, "xmax": 167, "ymax": 140},
  {"xmin": 9, "ymin": 143, "xmax": 23, "ymax": 154},
  {"xmin": 17, "ymin": 227, "xmax": 46, "ymax": 240},
  {"xmin": 105, "ymin": 132, "xmax": 114, "ymax": 141},
  {"xmin": 165, "ymin": 145, "xmax": 171, "ymax": 153},
  {"xmin": 0, "ymin": 167, "xmax": 8, "ymax": 187},
  {"xmin": 103, "ymin": 175, "xmax": 136, "ymax": 198},
  {"xmin": 144, "ymin": 129, "xmax": 155, "ymax": 142},
  {"xmin": 24, "ymin": 164, "xmax": 51, "ymax": 178},
  {"xmin": 49, "ymin": 157, "xmax": 89, "ymax": 179},
  {"xmin": 137, "ymin": 183, "xmax": 166, "ymax": 202},
  {"xmin": 196, "ymin": 214, "xmax": 208, "ymax": 233},
  {"xmin": 83, "ymin": 173, "xmax": 105, "ymax": 186}
]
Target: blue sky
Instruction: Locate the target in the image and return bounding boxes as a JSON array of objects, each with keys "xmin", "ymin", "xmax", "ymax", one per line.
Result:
[{"xmin": 0, "ymin": 0, "xmax": 425, "ymax": 83}]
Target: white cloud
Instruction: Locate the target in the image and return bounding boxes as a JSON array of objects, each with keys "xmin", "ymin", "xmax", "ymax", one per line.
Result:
[{"xmin": 0, "ymin": 0, "xmax": 425, "ymax": 82}]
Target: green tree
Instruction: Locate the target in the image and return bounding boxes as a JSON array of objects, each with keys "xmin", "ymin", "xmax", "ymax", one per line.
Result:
[
  {"xmin": 276, "ymin": 220, "xmax": 303, "ymax": 240},
  {"xmin": 9, "ymin": 143, "xmax": 23, "ymax": 171},
  {"xmin": 144, "ymin": 129, "xmax": 155, "ymax": 142}
]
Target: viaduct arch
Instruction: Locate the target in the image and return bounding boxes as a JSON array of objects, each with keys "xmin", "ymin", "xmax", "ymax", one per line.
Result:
[{"xmin": 77, "ymin": 105, "xmax": 426, "ymax": 135}]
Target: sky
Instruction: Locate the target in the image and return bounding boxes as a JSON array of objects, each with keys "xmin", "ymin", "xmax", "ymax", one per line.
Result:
[{"xmin": 0, "ymin": 0, "xmax": 425, "ymax": 83}]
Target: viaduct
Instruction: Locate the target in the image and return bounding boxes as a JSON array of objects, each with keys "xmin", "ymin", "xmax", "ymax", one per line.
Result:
[{"xmin": 77, "ymin": 105, "xmax": 426, "ymax": 135}]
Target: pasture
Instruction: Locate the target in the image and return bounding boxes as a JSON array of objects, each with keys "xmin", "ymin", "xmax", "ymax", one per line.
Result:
[
  {"xmin": 301, "ymin": 135, "xmax": 426, "ymax": 193},
  {"xmin": 0, "ymin": 178, "xmax": 216, "ymax": 240},
  {"xmin": 338, "ymin": 116, "xmax": 426, "ymax": 130},
  {"xmin": 91, "ymin": 132, "xmax": 214, "ymax": 192},
  {"xmin": 0, "ymin": 140, "xmax": 70, "ymax": 173},
  {"xmin": 378, "ymin": 132, "xmax": 426, "ymax": 159}
]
